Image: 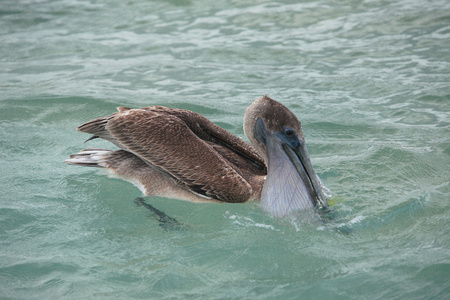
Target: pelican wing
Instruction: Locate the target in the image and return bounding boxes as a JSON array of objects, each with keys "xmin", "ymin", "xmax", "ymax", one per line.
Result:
[{"xmin": 79, "ymin": 106, "xmax": 264, "ymax": 202}]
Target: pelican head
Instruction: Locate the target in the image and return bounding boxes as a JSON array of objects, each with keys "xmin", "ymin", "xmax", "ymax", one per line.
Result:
[{"xmin": 244, "ymin": 95, "xmax": 328, "ymax": 217}]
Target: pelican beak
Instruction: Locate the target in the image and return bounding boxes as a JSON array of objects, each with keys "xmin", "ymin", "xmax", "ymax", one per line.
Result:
[
  {"xmin": 255, "ymin": 117, "xmax": 327, "ymax": 217},
  {"xmin": 281, "ymin": 140, "xmax": 327, "ymax": 208}
]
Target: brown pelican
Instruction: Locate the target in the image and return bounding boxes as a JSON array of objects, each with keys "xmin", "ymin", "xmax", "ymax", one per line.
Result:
[{"xmin": 65, "ymin": 95, "xmax": 330, "ymax": 217}]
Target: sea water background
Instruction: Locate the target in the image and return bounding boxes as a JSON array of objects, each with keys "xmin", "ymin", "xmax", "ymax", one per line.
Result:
[{"xmin": 1, "ymin": 0, "xmax": 449, "ymax": 299}]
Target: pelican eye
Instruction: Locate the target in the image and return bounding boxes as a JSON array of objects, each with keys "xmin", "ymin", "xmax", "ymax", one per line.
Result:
[
  {"xmin": 279, "ymin": 127, "xmax": 300, "ymax": 148},
  {"xmin": 285, "ymin": 128, "xmax": 294, "ymax": 136}
]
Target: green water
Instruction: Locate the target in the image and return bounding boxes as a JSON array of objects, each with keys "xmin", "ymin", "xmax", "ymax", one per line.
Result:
[{"xmin": 1, "ymin": 0, "xmax": 449, "ymax": 299}]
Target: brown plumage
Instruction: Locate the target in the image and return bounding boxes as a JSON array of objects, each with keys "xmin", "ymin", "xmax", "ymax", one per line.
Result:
[{"xmin": 66, "ymin": 95, "xmax": 329, "ymax": 217}]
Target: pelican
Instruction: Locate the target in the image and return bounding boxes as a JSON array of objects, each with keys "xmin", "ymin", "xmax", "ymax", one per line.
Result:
[{"xmin": 65, "ymin": 95, "xmax": 330, "ymax": 217}]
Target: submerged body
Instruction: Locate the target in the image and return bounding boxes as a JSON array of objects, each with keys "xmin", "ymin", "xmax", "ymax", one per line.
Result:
[{"xmin": 66, "ymin": 95, "xmax": 330, "ymax": 217}]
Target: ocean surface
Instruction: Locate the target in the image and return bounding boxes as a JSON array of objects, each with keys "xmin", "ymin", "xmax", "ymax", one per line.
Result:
[{"xmin": 1, "ymin": 0, "xmax": 449, "ymax": 299}]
